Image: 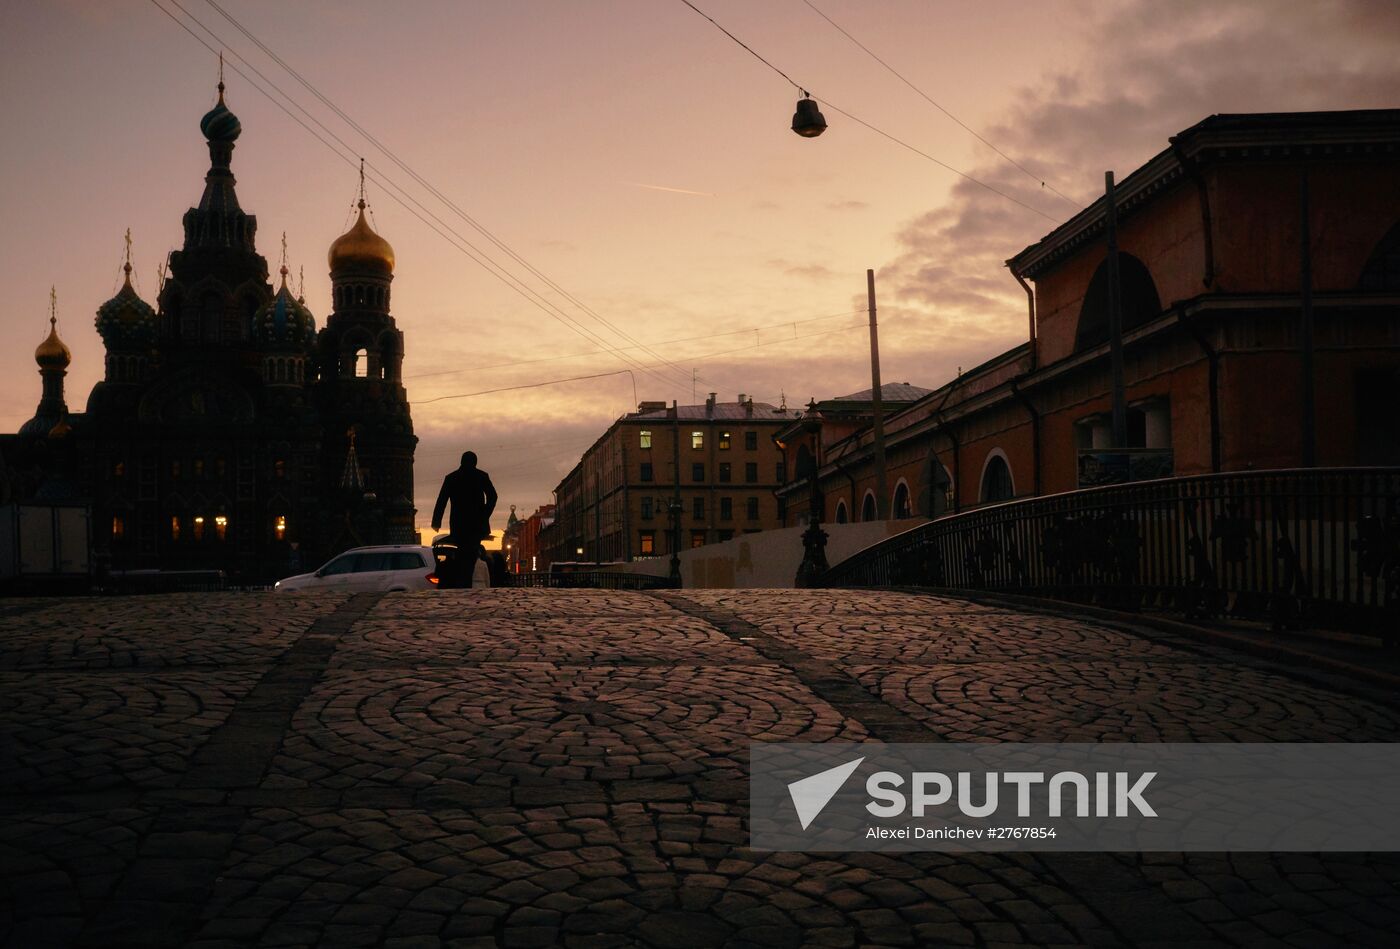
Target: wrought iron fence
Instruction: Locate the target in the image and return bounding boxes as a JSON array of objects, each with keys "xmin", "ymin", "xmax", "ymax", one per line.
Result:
[
  {"xmin": 510, "ymin": 571, "xmax": 680, "ymax": 590},
  {"xmin": 821, "ymin": 468, "xmax": 1400, "ymax": 641}
]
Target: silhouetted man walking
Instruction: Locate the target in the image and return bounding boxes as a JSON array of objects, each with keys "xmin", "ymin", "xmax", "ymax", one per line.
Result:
[{"xmin": 432, "ymin": 451, "xmax": 498, "ymax": 588}]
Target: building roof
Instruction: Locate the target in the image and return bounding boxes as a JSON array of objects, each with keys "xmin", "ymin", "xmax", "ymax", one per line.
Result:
[
  {"xmin": 630, "ymin": 401, "xmax": 798, "ymax": 422},
  {"xmin": 1008, "ymin": 108, "xmax": 1400, "ymax": 279},
  {"xmin": 829, "ymin": 382, "xmax": 932, "ymax": 403}
]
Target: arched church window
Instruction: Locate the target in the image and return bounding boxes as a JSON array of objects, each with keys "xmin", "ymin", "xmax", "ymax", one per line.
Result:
[
  {"xmin": 200, "ymin": 291, "xmax": 223, "ymax": 343},
  {"xmin": 354, "ymin": 348, "xmax": 369, "ymax": 378}
]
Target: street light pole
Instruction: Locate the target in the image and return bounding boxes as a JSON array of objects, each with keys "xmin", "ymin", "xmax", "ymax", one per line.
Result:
[
  {"xmin": 867, "ymin": 268, "xmax": 889, "ymax": 518},
  {"xmin": 667, "ymin": 498, "xmax": 682, "ymax": 584}
]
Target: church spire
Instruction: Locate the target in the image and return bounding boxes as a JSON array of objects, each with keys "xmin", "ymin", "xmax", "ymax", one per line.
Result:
[{"xmin": 183, "ymin": 69, "xmax": 253, "ymax": 253}]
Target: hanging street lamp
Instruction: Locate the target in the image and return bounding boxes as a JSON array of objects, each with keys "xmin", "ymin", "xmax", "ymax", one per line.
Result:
[{"xmin": 792, "ymin": 93, "xmax": 827, "ymax": 138}]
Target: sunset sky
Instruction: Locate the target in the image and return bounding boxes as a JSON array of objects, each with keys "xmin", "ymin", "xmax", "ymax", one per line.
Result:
[{"xmin": 3, "ymin": 0, "xmax": 1398, "ymax": 534}]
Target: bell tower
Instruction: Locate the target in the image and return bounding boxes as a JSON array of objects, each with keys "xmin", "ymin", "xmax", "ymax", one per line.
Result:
[{"xmin": 316, "ymin": 164, "xmax": 416, "ymax": 545}]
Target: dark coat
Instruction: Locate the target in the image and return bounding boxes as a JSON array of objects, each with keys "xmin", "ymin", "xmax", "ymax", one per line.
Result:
[{"xmin": 432, "ymin": 466, "xmax": 498, "ymax": 540}]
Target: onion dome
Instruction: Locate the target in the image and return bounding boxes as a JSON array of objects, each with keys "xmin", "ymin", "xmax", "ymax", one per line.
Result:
[
  {"xmin": 36, "ymin": 314, "xmax": 71, "ymax": 370},
  {"xmin": 200, "ymin": 81, "xmax": 242, "ymax": 143},
  {"xmin": 254, "ymin": 265, "xmax": 317, "ymax": 347},
  {"xmin": 96, "ymin": 261, "xmax": 157, "ymax": 347},
  {"xmin": 328, "ymin": 199, "xmax": 395, "ymax": 276}
]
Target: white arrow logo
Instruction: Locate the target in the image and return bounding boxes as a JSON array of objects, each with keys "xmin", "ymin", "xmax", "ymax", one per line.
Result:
[{"xmin": 787, "ymin": 757, "xmax": 865, "ymax": 830}]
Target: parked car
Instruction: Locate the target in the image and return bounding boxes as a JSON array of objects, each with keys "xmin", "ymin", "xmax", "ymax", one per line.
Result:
[{"xmin": 274, "ymin": 544, "xmax": 489, "ymax": 592}]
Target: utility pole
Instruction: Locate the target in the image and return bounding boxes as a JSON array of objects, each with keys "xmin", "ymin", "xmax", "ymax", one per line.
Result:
[
  {"xmin": 867, "ymin": 269, "xmax": 889, "ymax": 518},
  {"xmin": 1104, "ymin": 172, "xmax": 1128, "ymax": 448},
  {"xmin": 1299, "ymin": 167, "xmax": 1316, "ymax": 467}
]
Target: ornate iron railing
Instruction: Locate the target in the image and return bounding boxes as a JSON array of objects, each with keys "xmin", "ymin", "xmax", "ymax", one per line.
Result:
[
  {"xmin": 510, "ymin": 571, "xmax": 680, "ymax": 590},
  {"xmin": 821, "ymin": 468, "xmax": 1400, "ymax": 640}
]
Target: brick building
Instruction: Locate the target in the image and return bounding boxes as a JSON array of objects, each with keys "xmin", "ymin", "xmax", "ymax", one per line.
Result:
[
  {"xmin": 544, "ymin": 396, "xmax": 798, "ymax": 564},
  {"xmin": 778, "ymin": 109, "xmax": 1400, "ymax": 525}
]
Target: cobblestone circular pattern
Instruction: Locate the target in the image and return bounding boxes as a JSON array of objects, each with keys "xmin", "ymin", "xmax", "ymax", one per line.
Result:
[
  {"xmin": 855, "ymin": 661, "xmax": 1400, "ymax": 742},
  {"xmin": 757, "ymin": 613, "xmax": 1186, "ymax": 664},
  {"xmin": 192, "ymin": 805, "xmax": 1121, "ymax": 949},
  {"xmin": 331, "ymin": 617, "xmax": 750, "ymax": 667},
  {"xmin": 270, "ymin": 665, "xmax": 867, "ymax": 789},
  {"xmin": 0, "ymin": 671, "xmax": 262, "ymax": 792}
]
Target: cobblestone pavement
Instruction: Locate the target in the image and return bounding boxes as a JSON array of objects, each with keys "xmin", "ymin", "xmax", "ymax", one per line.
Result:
[{"xmin": 2, "ymin": 588, "xmax": 1398, "ymax": 948}]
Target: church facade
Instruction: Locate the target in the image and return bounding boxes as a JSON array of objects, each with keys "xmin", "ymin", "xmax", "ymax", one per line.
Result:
[{"xmin": 1, "ymin": 81, "xmax": 417, "ymax": 583}]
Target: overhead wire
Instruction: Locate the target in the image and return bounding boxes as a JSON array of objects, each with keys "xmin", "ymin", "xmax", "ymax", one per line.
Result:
[
  {"xmin": 405, "ymin": 308, "xmax": 865, "ymax": 380},
  {"xmin": 416, "ymin": 321, "xmax": 869, "ymax": 403},
  {"xmin": 200, "ymin": 0, "xmax": 700, "ymax": 391},
  {"xmin": 800, "ymin": 0, "xmax": 1079, "ymax": 208},
  {"xmin": 151, "ymin": 0, "xmax": 695, "ymax": 395},
  {"xmin": 675, "ymin": 0, "xmax": 1059, "ymax": 222}
]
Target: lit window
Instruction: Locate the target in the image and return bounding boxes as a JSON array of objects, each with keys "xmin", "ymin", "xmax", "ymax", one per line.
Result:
[
  {"xmin": 719, "ymin": 432, "xmax": 731, "ymax": 450},
  {"xmin": 690, "ymin": 530, "xmax": 706, "ymax": 548},
  {"xmin": 274, "ymin": 515, "xmax": 287, "ymax": 541},
  {"xmin": 639, "ymin": 531, "xmax": 655, "ymax": 555},
  {"xmin": 354, "ymin": 348, "xmax": 368, "ymax": 378},
  {"xmin": 193, "ymin": 516, "xmax": 205, "ymax": 541},
  {"xmin": 112, "ymin": 516, "xmax": 125, "ymax": 540},
  {"xmin": 691, "ymin": 431, "xmax": 703, "ymax": 449},
  {"xmin": 639, "ymin": 430, "xmax": 652, "ymax": 449},
  {"xmin": 274, "ymin": 459, "xmax": 286, "ymax": 479},
  {"xmin": 214, "ymin": 515, "xmax": 228, "ymax": 541},
  {"xmin": 170, "ymin": 516, "xmax": 181, "ymax": 541}
]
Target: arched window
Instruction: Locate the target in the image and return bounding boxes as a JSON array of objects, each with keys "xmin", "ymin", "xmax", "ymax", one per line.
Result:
[
  {"xmin": 1075, "ymin": 253, "xmax": 1161, "ymax": 351},
  {"xmin": 353, "ymin": 348, "xmax": 368, "ymax": 378},
  {"xmin": 892, "ymin": 481, "xmax": 911, "ymax": 519},
  {"xmin": 980, "ymin": 452, "xmax": 1015, "ymax": 504},
  {"xmin": 834, "ymin": 500, "xmax": 849, "ymax": 524},
  {"xmin": 861, "ymin": 490, "xmax": 877, "ymax": 522},
  {"xmin": 1359, "ymin": 221, "xmax": 1400, "ymax": 291}
]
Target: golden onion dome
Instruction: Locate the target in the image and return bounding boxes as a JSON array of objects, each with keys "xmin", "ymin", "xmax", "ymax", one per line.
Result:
[
  {"xmin": 328, "ymin": 199, "xmax": 394, "ymax": 276},
  {"xmin": 36, "ymin": 315, "xmax": 71, "ymax": 370}
]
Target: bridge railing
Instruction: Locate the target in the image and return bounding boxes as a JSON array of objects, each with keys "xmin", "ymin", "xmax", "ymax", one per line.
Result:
[
  {"xmin": 509, "ymin": 571, "xmax": 680, "ymax": 590},
  {"xmin": 820, "ymin": 467, "xmax": 1400, "ymax": 639}
]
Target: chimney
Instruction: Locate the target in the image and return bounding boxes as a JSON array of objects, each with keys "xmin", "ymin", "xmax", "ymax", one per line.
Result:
[
  {"xmin": 706, "ymin": 392, "xmax": 716, "ymax": 416},
  {"xmin": 738, "ymin": 393, "xmax": 746, "ymax": 404},
  {"xmin": 666, "ymin": 400, "xmax": 677, "ymax": 419},
  {"xmin": 745, "ymin": 398, "xmax": 754, "ymax": 418}
]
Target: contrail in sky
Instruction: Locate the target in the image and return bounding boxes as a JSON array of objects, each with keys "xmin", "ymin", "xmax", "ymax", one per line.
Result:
[{"xmin": 624, "ymin": 181, "xmax": 718, "ymax": 197}]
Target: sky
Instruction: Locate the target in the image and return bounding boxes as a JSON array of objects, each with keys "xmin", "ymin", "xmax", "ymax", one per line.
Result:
[{"xmin": 3, "ymin": 0, "xmax": 1398, "ymax": 536}]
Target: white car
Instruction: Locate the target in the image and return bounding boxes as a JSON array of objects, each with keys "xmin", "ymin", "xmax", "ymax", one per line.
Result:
[{"xmin": 274, "ymin": 544, "xmax": 489, "ymax": 592}]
